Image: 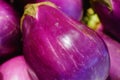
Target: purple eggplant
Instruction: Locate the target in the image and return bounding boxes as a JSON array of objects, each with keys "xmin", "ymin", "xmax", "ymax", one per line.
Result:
[
  {"xmin": 90, "ymin": 0, "xmax": 120, "ymax": 42},
  {"xmin": 100, "ymin": 33, "xmax": 120, "ymax": 80},
  {"xmin": 0, "ymin": 1, "xmax": 21, "ymax": 59},
  {"xmin": 21, "ymin": 2, "xmax": 110, "ymax": 80},
  {"xmin": 94, "ymin": 24, "xmax": 120, "ymax": 80},
  {"xmin": 88, "ymin": 23, "xmax": 120, "ymax": 80},
  {"xmin": 82, "ymin": 8, "xmax": 120, "ymax": 80},
  {"xmin": 0, "ymin": 56, "xmax": 39, "ymax": 80}
]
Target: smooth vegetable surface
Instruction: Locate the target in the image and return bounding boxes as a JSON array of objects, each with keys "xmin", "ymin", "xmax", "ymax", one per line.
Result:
[
  {"xmin": 0, "ymin": 56, "xmax": 38, "ymax": 80},
  {"xmin": 21, "ymin": 2, "xmax": 110, "ymax": 80},
  {"xmin": 90, "ymin": 0, "xmax": 120, "ymax": 42},
  {"xmin": 0, "ymin": 1, "xmax": 21, "ymax": 58}
]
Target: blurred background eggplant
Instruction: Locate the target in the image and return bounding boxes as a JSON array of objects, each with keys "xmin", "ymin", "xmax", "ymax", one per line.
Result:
[
  {"xmin": 0, "ymin": 1, "xmax": 21, "ymax": 63},
  {"xmin": 0, "ymin": 56, "xmax": 39, "ymax": 80},
  {"xmin": 21, "ymin": 2, "xmax": 110, "ymax": 80},
  {"xmin": 5, "ymin": 0, "xmax": 83, "ymax": 20},
  {"xmin": 90, "ymin": 0, "xmax": 120, "ymax": 42}
]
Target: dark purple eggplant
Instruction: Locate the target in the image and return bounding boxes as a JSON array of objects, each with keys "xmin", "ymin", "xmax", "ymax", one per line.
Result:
[
  {"xmin": 0, "ymin": 1, "xmax": 21, "ymax": 59},
  {"xmin": 0, "ymin": 56, "xmax": 39, "ymax": 80},
  {"xmin": 21, "ymin": 2, "xmax": 110, "ymax": 80},
  {"xmin": 90, "ymin": 0, "xmax": 120, "ymax": 42}
]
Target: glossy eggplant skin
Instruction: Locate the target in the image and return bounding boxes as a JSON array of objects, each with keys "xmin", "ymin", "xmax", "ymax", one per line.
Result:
[
  {"xmin": 21, "ymin": 2, "xmax": 110, "ymax": 80},
  {"xmin": 0, "ymin": 1, "xmax": 21, "ymax": 59},
  {"xmin": 90, "ymin": 0, "xmax": 120, "ymax": 42}
]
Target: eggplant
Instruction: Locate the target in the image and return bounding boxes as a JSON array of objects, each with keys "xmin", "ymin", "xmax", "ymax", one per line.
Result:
[
  {"xmin": 82, "ymin": 7, "xmax": 120, "ymax": 80},
  {"xmin": 100, "ymin": 32, "xmax": 120, "ymax": 80},
  {"xmin": 90, "ymin": 0, "xmax": 120, "ymax": 42},
  {"xmin": 0, "ymin": 56, "xmax": 38, "ymax": 80},
  {"xmin": 0, "ymin": 1, "xmax": 21, "ymax": 59},
  {"xmin": 21, "ymin": 2, "xmax": 110, "ymax": 80},
  {"xmin": 94, "ymin": 24, "xmax": 120, "ymax": 80}
]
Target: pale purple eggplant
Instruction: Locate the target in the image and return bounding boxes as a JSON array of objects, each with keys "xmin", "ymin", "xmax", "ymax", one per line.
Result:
[
  {"xmin": 90, "ymin": 0, "xmax": 120, "ymax": 42},
  {"xmin": 21, "ymin": 2, "xmax": 110, "ymax": 80},
  {"xmin": 0, "ymin": 56, "xmax": 39, "ymax": 80},
  {"xmin": 0, "ymin": 1, "xmax": 21, "ymax": 58}
]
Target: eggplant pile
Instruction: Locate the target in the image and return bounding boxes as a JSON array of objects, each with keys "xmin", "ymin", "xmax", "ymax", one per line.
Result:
[{"xmin": 0, "ymin": 0, "xmax": 119, "ymax": 80}]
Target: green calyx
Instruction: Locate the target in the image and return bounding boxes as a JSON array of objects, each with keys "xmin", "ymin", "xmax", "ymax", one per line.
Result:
[
  {"xmin": 91, "ymin": 0, "xmax": 112, "ymax": 11},
  {"xmin": 24, "ymin": 1, "xmax": 57, "ymax": 18},
  {"xmin": 82, "ymin": 8, "xmax": 100, "ymax": 30},
  {"xmin": 20, "ymin": 1, "xmax": 57, "ymax": 31}
]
